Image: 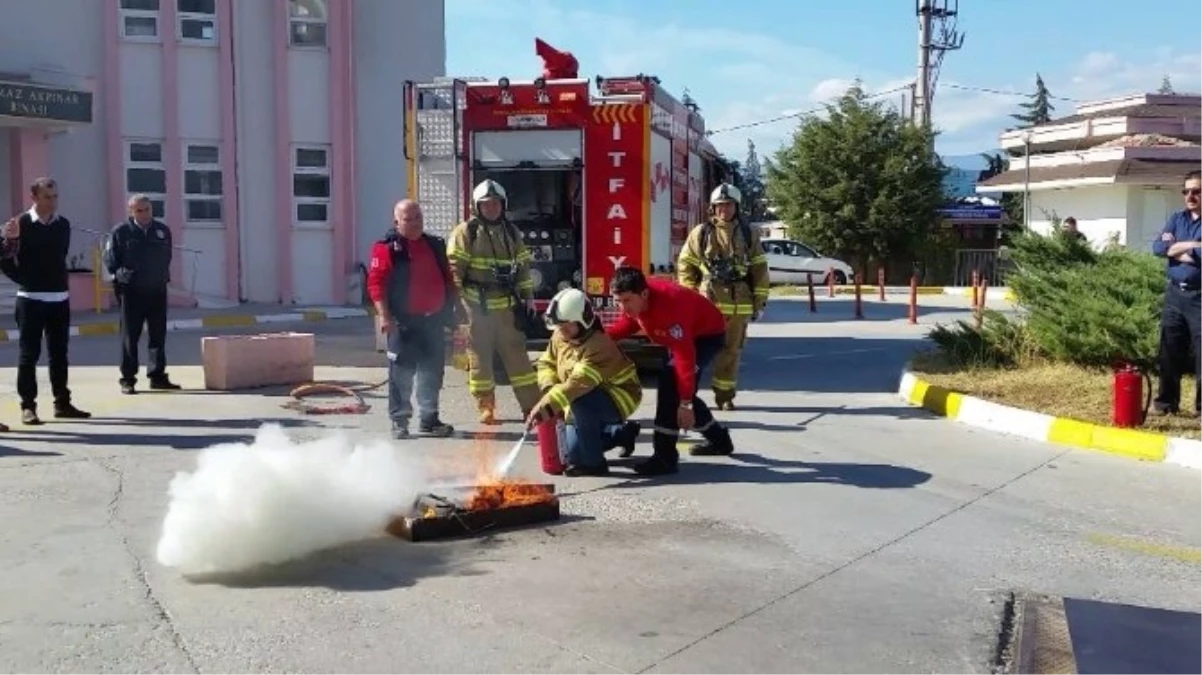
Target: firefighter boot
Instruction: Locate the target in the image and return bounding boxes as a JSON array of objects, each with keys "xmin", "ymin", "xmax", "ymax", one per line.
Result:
[
  {"xmin": 713, "ymin": 390, "xmax": 737, "ymax": 411},
  {"xmin": 687, "ymin": 423, "xmax": 735, "ymax": 457},
  {"xmin": 634, "ymin": 431, "xmax": 679, "ymax": 476},
  {"xmin": 477, "ymin": 393, "xmax": 500, "ymax": 426}
]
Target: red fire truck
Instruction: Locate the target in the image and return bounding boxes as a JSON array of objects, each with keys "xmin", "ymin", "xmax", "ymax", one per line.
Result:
[{"xmin": 402, "ymin": 38, "xmax": 727, "ymax": 354}]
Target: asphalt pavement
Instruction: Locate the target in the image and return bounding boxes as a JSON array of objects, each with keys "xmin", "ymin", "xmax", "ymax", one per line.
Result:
[{"xmin": 0, "ymin": 293, "xmax": 1198, "ymax": 673}]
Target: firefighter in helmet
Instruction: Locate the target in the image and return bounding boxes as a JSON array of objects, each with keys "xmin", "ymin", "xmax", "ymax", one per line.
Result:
[
  {"xmin": 676, "ymin": 182, "xmax": 770, "ymax": 410},
  {"xmin": 528, "ymin": 287, "xmax": 642, "ymax": 476},
  {"xmin": 447, "ymin": 179, "xmax": 541, "ymax": 424}
]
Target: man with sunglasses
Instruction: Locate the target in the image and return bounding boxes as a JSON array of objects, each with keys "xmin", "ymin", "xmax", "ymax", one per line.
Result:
[{"xmin": 1150, "ymin": 170, "xmax": 1202, "ymax": 417}]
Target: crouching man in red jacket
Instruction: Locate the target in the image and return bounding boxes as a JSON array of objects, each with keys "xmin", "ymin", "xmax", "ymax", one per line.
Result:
[
  {"xmin": 607, "ymin": 266, "xmax": 734, "ymax": 475},
  {"xmin": 367, "ymin": 199, "xmax": 458, "ymax": 440}
]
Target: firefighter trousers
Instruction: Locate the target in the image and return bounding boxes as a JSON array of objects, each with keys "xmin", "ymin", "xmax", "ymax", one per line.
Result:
[
  {"xmin": 466, "ymin": 304, "xmax": 540, "ymax": 413},
  {"xmin": 712, "ymin": 314, "xmax": 750, "ymax": 402}
]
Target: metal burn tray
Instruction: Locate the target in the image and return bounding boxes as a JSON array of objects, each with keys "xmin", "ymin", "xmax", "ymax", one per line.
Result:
[{"xmin": 386, "ymin": 483, "xmax": 560, "ymax": 542}]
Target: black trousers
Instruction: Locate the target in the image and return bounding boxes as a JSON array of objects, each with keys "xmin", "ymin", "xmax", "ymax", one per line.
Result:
[
  {"xmin": 1155, "ymin": 283, "xmax": 1201, "ymax": 413},
  {"xmin": 14, "ymin": 297, "xmax": 72, "ymax": 411},
  {"xmin": 117, "ymin": 287, "xmax": 169, "ymax": 384},
  {"xmin": 651, "ymin": 334, "xmax": 726, "ymax": 461}
]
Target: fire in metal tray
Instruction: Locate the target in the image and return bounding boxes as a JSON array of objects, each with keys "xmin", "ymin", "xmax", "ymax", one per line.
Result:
[{"xmin": 387, "ymin": 481, "xmax": 561, "ymax": 542}]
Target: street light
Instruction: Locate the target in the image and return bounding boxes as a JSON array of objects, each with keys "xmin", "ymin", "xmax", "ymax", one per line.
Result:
[{"xmin": 1022, "ymin": 131, "xmax": 1033, "ymax": 230}]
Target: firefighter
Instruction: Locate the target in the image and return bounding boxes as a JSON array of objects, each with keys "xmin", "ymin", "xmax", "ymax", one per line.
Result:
[
  {"xmin": 677, "ymin": 182, "xmax": 769, "ymax": 410},
  {"xmin": 528, "ymin": 287, "xmax": 642, "ymax": 476},
  {"xmin": 447, "ymin": 179, "xmax": 541, "ymax": 424}
]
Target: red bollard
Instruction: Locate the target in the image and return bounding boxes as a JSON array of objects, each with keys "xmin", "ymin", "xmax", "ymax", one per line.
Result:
[
  {"xmin": 908, "ymin": 273, "xmax": 918, "ymax": 325},
  {"xmin": 877, "ymin": 267, "xmax": 886, "ymax": 301},
  {"xmin": 975, "ymin": 282, "xmax": 989, "ymax": 329},
  {"xmin": 806, "ymin": 272, "xmax": 817, "ymax": 312},
  {"xmin": 827, "ymin": 267, "xmax": 836, "ymax": 298},
  {"xmin": 854, "ymin": 273, "xmax": 864, "ymax": 319},
  {"xmin": 536, "ymin": 418, "xmax": 564, "ymax": 475},
  {"xmin": 971, "ymin": 269, "xmax": 980, "ymax": 309}
]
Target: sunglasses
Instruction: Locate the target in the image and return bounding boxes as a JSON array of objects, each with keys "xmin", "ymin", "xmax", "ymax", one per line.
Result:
[{"xmin": 1184, "ymin": 188, "xmax": 1201, "ymax": 197}]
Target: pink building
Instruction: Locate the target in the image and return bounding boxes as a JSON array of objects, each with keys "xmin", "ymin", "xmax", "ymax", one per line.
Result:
[{"xmin": 0, "ymin": 0, "xmax": 446, "ymax": 307}]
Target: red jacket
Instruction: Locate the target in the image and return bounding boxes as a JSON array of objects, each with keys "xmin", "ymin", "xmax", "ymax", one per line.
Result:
[
  {"xmin": 606, "ymin": 277, "xmax": 726, "ymax": 399},
  {"xmin": 366, "ymin": 229, "xmax": 455, "ymax": 322}
]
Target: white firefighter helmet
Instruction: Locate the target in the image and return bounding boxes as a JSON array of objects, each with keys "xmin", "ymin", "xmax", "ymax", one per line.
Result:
[
  {"xmin": 709, "ymin": 182, "xmax": 742, "ymax": 206},
  {"xmin": 472, "ymin": 179, "xmax": 508, "ymax": 205},
  {"xmin": 544, "ymin": 287, "xmax": 596, "ymax": 330}
]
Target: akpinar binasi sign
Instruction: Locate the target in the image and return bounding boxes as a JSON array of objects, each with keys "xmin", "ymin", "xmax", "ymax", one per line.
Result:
[{"xmin": 584, "ymin": 103, "xmax": 646, "ymax": 299}]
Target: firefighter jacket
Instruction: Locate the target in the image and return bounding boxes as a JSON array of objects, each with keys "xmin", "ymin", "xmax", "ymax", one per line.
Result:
[
  {"xmin": 535, "ymin": 327, "xmax": 642, "ymax": 420},
  {"xmin": 677, "ymin": 218, "xmax": 770, "ymax": 317},
  {"xmin": 446, "ymin": 217, "xmax": 535, "ymax": 311}
]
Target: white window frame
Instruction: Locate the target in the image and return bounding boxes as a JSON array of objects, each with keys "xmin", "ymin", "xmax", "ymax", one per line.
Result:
[
  {"xmin": 177, "ymin": 0, "xmax": 217, "ymax": 45},
  {"xmin": 288, "ymin": 0, "xmax": 329, "ymax": 49},
  {"xmin": 119, "ymin": 0, "xmax": 161, "ymax": 43},
  {"xmin": 292, "ymin": 145, "xmax": 332, "ymax": 229},
  {"xmin": 183, "ymin": 142, "xmax": 223, "ymax": 226},
  {"xmin": 123, "ymin": 140, "xmax": 167, "ymax": 221}
]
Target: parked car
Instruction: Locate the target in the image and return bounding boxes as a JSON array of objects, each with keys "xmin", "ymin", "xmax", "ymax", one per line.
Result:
[{"xmin": 760, "ymin": 238, "xmax": 855, "ymax": 285}]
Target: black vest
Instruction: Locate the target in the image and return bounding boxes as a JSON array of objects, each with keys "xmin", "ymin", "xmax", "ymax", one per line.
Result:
[{"xmin": 382, "ymin": 231, "xmax": 454, "ymax": 323}]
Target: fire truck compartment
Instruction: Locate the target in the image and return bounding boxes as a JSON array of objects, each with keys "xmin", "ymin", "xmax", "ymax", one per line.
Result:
[{"xmin": 472, "ymin": 129, "xmax": 583, "ymax": 168}]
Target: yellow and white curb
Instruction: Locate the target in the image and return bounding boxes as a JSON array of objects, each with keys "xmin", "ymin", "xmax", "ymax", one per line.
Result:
[
  {"xmin": 0, "ymin": 306, "xmax": 369, "ymax": 342},
  {"xmin": 774, "ymin": 285, "xmax": 1017, "ymax": 302},
  {"xmin": 898, "ymin": 369, "xmax": 1202, "ymax": 470}
]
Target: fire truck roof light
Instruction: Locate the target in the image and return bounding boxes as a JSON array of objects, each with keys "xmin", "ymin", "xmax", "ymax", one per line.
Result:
[
  {"xmin": 498, "ymin": 76, "xmax": 510, "ymax": 88},
  {"xmin": 534, "ymin": 77, "xmax": 546, "ymax": 89}
]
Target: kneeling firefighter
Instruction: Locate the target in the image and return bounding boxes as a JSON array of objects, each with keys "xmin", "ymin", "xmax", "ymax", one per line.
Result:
[
  {"xmin": 447, "ymin": 179, "xmax": 541, "ymax": 424},
  {"xmin": 528, "ymin": 288, "xmax": 642, "ymax": 476},
  {"xmin": 677, "ymin": 183, "xmax": 770, "ymax": 410}
]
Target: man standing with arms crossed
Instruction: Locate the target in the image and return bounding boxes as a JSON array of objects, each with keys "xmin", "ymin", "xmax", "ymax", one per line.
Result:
[
  {"xmin": 677, "ymin": 183, "xmax": 769, "ymax": 411},
  {"xmin": 608, "ymin": 266, "xmax": 734, "ymax": 476},
  {"xmin": 104, "ymin": 193, "xmax": 181, "ymax": 394},
  {"xmin": 1151, "ymin": 170, "xmax": 1202, "ymax": 417},
  {"xmin": 0, "ymin": 177, "xmax": 91, "ymax": 425},
  {"xmin": 367, "ymin": 199, "xmax": 457, "ymax": 439},
  {"xmin": 446, "ymin": 180, "xmax": 541, "ymax": 425}
]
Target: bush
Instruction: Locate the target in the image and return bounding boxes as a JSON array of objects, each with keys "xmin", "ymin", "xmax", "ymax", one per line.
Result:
[{"xmin": 928, "ymin": 230, "xmax": 1165, "ymax": 371}]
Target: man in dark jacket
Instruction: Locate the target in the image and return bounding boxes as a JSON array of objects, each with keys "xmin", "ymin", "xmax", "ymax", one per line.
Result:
[
  {"xmin": 104, "ymin": 193, "xmax": 180, "ymax": 394},
  {"xmin": 367, "ymin": 199, "xmax": 458, "ymax": 439}
]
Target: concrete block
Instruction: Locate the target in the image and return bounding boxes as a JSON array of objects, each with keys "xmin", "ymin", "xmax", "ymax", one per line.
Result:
[{"xmin": 201, "ymin": 332, "xmax": 315, "ymax": 390}]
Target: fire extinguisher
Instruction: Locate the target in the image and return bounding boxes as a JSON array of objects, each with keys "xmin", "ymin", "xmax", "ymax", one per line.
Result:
[
  {"xmin": 1112, "ymin": 362, "xmax": 1153, "ymax": 428},
  {"xmin": 536, "ymin": 417, "xmax": 565, "ymax": 475}
]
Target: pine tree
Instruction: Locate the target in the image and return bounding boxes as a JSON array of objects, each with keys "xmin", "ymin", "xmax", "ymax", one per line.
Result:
[
  {"xmin": 765, "ymin": 82, "xmax": 944, "ymax": 266},
  {"xmin": 739, "ymin": 140, "xmax": 770, "ymax": 222},
  {"xmin": 1012, "ymin": 74, "xmax": 1055, "ymax": 127},
  {"xmin": 1158, "ymin": 75, "xmax": 1175, "ymax": 94}
]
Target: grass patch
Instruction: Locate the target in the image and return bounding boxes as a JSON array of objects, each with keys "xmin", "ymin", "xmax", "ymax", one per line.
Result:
[{"xmin": 911, "ymin": 349, "xmax": 1200, "ymax": 440}]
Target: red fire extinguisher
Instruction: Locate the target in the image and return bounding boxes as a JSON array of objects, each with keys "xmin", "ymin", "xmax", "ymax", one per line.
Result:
[
  {"xmin": 536, "ymin": 418, "xmax": 565, "ymax": 475},
  {"xmin": 1112, "ymin": 362, "xmax": 1153, "ymax": 428}
]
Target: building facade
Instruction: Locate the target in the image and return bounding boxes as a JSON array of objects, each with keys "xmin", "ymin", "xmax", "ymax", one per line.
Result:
[
  {"xmin": 976, "ymin": 93, "xmax": 1200, "ymax": 250},
  {"xmin": 0, "ymin": 0, "xmax": 445, "ymax": 307}
]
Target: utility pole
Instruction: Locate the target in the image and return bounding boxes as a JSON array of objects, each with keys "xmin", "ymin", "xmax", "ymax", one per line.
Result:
[{"xmin": 914, "ymin": 0, "xmax": 965, "ymax": 128}]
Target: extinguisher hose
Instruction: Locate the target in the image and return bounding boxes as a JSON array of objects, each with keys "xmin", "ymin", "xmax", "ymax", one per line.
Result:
[{"xmin": 1140, "ymin": 370, "xmax": 1154, "ymax": 425}]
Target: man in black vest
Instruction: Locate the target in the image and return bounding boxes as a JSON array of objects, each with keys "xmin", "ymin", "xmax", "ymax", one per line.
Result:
[
  {"xmin": 366, "ymin": 199, "xmax": 458, "ymax": 439},
  {"xmin": 0, "ymin": 177, "xmax": 91, "ymax": 426},
  {"xmin": 104, "ymin": 193, "xmax": 181, "ymax": 394}
]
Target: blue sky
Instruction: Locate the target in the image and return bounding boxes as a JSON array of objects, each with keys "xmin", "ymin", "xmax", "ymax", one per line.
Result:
[{"xmin": 445, "ymin": 0, "xmax": 1201, "ymax": 166}]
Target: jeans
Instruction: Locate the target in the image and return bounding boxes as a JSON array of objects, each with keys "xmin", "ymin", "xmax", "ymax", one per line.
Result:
[
  {"xmin": 563, "ymin": 388, "xmax": 626, "ymax": 467},
  {"xmin": 387, "ymin": 316, "xmax": 447, "ymax": 425},
  {"xmin": 15, "ymin": 297, "xmax": 72, "ymax": 411},
  {"xmin": 652, "ymin": 333, "xmax": 726, "ymax": 460}
]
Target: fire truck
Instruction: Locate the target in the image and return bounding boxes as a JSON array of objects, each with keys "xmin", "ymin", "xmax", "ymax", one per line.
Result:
[{"xmin": 402, "ymin": 39, "xmax": 727, "ymax": 361}]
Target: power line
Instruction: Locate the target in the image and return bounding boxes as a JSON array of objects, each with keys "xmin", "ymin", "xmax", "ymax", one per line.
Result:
[
  {"xmin": 707, "ymin": 83, "xmax": 913, "ymax": 135},
  {"xmin": 939, "ymin": 82, "xmax": 1084, "ymax": 102}
]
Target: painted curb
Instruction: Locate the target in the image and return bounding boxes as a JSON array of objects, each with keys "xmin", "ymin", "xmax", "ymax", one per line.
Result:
[
  {"xmin": 773, "ymin": 286, "xmax": 1018, "ymax": 302},
  {"xmin": 897, "ymin": 369, "xmax": 1202, "ymax": 470},
  {"xmin": 0, "ymin": 306, "xmax": 370, "ymax": 342}
]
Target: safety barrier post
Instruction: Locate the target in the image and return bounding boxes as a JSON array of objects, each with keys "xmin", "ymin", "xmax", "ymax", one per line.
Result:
[
  {"xmin": 971, "ymin": 269, "xmax": 980, "ymax": 309},
  {"xmin": 806, "ymin": 273, "xmax": 817, "ymax": 313},
  {"xmin": 907, "ymin": 273, "xmax": 918, "ymax": 325},
  {"xmin": 877, "ymin": 267, "xmax": 885, "ymax": 301},
  {"xmin": 853, "ymin": 273, "xmax": 864, "ymax": 319},
  {"xmin": 827, "ymin": 267, "xmax": 836, "ymax": 298},
  {"xmin": 975, "ymin": 281, "xmax": 989, "ymax": 329}
]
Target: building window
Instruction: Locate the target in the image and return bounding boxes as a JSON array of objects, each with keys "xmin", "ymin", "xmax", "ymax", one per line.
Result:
[
  {"xmin": 292, "ymin": 146, "xmax": 331, "ymax": 227},
  {"xmin": 184, "ymin": 143, "xmax": 223, "ymax": 223},
  {"xmin": 177, "ymin": 0, "xmax": 217, "ymax": 43},
  {"xmin": 288, "ymin": 0, "xmax": 328, "ymax": 48},
  {"xmin": 125, "ymin": 141, "xmax": 167, "ymax": 219},
  {"xmin": 119, "ymin": 0, "xmax": 160, "ymax": 41}
]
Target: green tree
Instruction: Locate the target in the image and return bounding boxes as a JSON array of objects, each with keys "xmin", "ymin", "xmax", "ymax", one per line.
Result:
[
  {"xmin": 739, "ymin": 140, "xmax": 770, "ymax": 222},
  {"xmin": 1012, "ymin": 73, "xmax": 1056, "ymax": 126},
  {"xmin": 1158, "ymin": 74, "xmax": 1175, "ymax": 94},
  {"xmin": 765, "ymin": 82, "xmax": 945, "ymax": 269},
  {"xmin": 979, "ymin": 151, "xmax": 1024, "ymax": 237}
]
